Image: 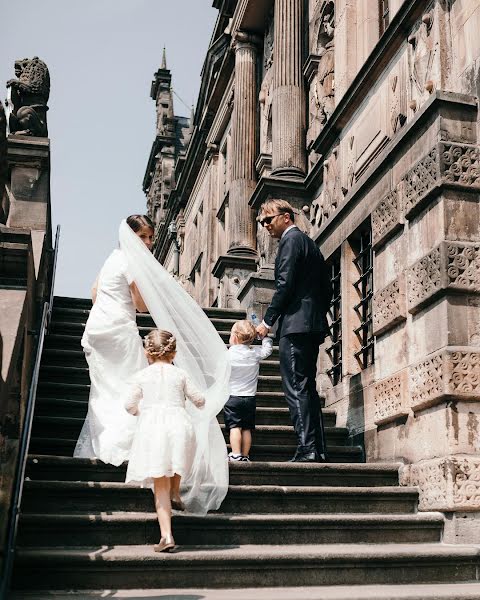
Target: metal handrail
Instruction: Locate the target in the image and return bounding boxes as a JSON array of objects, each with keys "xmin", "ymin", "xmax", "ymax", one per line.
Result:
[
  {"xmin": 46, "ymin": 225, "xmax": 61, "ymax": 329},
  {"xmin": 1, "ymin": 225, "xmax": 60, "ymax": 598}
]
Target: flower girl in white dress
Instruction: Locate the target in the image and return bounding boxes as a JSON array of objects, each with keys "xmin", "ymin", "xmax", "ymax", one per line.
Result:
[{"xmin": 125, "ymin": 329, "xmax": 206, "ymax": 552}]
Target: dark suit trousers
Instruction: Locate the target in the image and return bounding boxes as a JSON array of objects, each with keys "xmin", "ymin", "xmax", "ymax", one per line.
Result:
[{"xmin": 279, "ymin": 333, "xmax": 327, "ymax": 457}]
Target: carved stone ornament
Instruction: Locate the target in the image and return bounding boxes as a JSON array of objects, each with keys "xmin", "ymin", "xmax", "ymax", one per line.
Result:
[
  {"xmin": 407, "ymin": 7, "xmax": 438, "ymax": 114},
  {"xmin": 372, "ymin": 189, "xmax": 403, "ymax": 249},
  {"xmin": 402, "ymin": 142, "xmax": 480, "ymax": 218},
  {"xmin": 401, "ymin": 455, "xmax": 480, "ymax": 511},
  {"xmin": 6, "ymin": 57, "xmax": 50, "ymax": 137},
  {"xmin": 374, "ymin": 371, "xmax": 408, "ymax": 426},
  {"xmin": 372, "ymin": 275, "xmax": 407, "ymax": 336},
  {"xmin": 408, "ymin": 347, "xmax": 480, "ymax": 412},
  {"xmin": 0, "ymin": 101, "xmax": 6, "ymax": 198},
  {"xmin": 407, "ymin": 242, "xmax": 480, "ymax": 313},
  {"xmin": 308, "ymin": 1, "xmax": 335, "ymax": 140}
]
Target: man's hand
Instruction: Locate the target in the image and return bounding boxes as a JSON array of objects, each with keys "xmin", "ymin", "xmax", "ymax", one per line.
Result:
[{"xmin": 256, "ymin": 323, "xmax": 269, "ymax": 339}]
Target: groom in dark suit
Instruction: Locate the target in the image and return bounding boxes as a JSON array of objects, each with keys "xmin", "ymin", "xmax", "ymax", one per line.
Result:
[{"xmin": 256, "ymin": 200, "xmax": 331, "ymax": 463}]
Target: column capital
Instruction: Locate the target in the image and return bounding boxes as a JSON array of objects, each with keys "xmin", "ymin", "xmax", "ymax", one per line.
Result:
[{"xmin": 231, "ymin": 30, "xmax": 262, "ymax": 51}]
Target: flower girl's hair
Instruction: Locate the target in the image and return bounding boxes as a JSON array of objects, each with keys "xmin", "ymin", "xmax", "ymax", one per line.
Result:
[
  {"xmin": 231, "ymin": 320, "xmax": 256, "ymax": 345},
  {"xmin": 144, "ymin": 329, "xmax": 176, "ymax": 360}
]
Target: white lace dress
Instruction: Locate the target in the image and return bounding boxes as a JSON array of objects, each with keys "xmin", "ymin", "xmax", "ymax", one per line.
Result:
[
  {"xmin": 125, "ymin": 362, "xmax": 205, "ymax": 488},
  {"xmin": 74, "ymin": 249, "xmax": 147, "ymax": 466}
]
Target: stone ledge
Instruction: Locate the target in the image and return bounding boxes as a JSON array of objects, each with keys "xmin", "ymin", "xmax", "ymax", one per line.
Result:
[
  {"xmin": 408, "ymin": 347, "xmax": 480, "ymax": 412},
  {"xmin": 400, "ymin": 454, "xmax": 480, "ymax": 511},
  {"xmin": 407, "ymin": 242, "xmax": 480, "ymax": 314},
  {"xmin": 212, "ymin": 254, "xmax": 258, "ymax": 279}
]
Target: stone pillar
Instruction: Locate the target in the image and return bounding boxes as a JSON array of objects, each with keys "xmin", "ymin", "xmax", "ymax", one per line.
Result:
[
  {"xmin": 228, "ymin": 31, "xmax": 259, "ymax": 257},
  {"xmin": 271, "ymin": 0, "xmax": 306, "ymax": 177}
]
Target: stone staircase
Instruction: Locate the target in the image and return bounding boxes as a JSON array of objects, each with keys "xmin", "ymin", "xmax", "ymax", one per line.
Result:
[{"xmin": 10, "ymin": 296, "xmax": 480, "ymax": 598}]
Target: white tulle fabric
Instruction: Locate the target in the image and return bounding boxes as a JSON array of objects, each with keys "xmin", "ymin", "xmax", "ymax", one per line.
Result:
[
  {"xmin": 118, "ymin": 220, "xmax": 230, "ymax": 514},
  {"xmin": 125, "ymin": 363, "xmax": 206, "ymax": 488}
]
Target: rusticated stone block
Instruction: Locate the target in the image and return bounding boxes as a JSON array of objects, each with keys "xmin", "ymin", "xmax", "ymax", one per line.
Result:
[
  {"xmin": 402, "ymin": 142, "xmax": 480, "ymax": 218},
  {"xmin": 407, "ymin": 242, "xmax": 480, "ymax": 313},
  {"xmin": 401, "ymin": 455, "xmax": 480, "ymax": 511},
  {"xmin": 408, "ymin": 347, "xmax": 480, "ymax": 412},
  {"xmin": 374, "ymin": 371, "xmax": 408, "ymax": 426},
  {"xmin": 372, "ymin": 189, "xmax": 403, "ymax": 249},
  {"xmin": 372, "ymin": 275, "xmax": 406, "ymax": 336}
]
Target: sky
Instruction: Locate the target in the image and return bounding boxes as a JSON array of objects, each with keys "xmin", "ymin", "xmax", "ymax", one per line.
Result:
[{"xmin": 0, "ymin": 0, "xmax": 217, "ymax": 297}]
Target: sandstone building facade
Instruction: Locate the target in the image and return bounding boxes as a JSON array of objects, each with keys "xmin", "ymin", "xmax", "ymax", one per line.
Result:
[{"xmin": 144, "ymin": 0, "xmax": 480, "ymax": 542}]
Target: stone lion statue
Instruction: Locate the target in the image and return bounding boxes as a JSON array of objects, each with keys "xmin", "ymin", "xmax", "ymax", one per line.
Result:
[{"xmin": 7, "ymin": 57, "xmax": 50, "ymax": 137}]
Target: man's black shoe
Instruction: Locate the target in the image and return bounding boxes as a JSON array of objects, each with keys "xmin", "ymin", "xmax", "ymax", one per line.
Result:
[{"xmin": 290, "ymin": 451, "xmax": 319, "ymax": 463}]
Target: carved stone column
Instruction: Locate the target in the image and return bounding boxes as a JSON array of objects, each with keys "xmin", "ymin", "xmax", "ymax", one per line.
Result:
[
  {"xmin": 272, "ymin": 0, "xmax": 306, "ymax": 177},
  {"xmin": 228, "ymin": 31, "xmax": 259, "ymax": 257}
]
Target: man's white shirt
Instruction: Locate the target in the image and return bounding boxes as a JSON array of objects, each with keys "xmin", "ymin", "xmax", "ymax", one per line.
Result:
[{"xmin": 227, "ymin": 338, "xmax": 273, "ymax": 396}]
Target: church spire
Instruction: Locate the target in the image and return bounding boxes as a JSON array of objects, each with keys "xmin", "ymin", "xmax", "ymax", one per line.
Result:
[{"xmin": 161, "ymin": 47, "xmax": 167, "ymax": 70}]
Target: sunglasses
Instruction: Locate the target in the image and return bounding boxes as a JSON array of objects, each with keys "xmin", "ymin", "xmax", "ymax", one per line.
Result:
[{"xmin": 259, "ymin": 213, "xmax": 285, "ymax": 227}]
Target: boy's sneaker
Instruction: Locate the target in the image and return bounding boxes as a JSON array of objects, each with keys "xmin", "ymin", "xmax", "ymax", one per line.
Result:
[
  {"xmin": 228, "ymin": 452, "xmax": 243, "ymax": 462},
  {"xmin": 241, "ymin": 455, "xmax": 251, "ymax": 462}
]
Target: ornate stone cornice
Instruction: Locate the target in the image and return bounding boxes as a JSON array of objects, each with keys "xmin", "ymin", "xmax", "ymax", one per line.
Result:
[{"xmin": 212, "ymin": 254, "xmax": 258, "ymax": 279}]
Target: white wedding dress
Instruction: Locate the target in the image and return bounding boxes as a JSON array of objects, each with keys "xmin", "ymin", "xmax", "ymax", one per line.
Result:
[
  {"xmin": 125, "ymin": 363, "xmax": 205, "ymax": 488},
  {"xmin": 74, "ymin": 249, "xmax": 147, "ymax": 466},
  {"xmin": 74, "ymin": 221, "xmax": 231, "ymax": 515}
]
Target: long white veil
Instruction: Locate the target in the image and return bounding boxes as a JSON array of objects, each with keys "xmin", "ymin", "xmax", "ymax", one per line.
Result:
[{"xmin": 119, "ymin": 220, "xmax": 230, "ymax": 514}]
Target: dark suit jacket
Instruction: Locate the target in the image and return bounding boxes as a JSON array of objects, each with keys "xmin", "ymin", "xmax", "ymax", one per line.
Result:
[{"xmin": 263, "ymin": 227, "xmax": 332, "ymax": 339}]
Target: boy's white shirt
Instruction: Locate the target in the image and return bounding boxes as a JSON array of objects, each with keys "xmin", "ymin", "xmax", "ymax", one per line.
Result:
[{"xmin": 227, "ymin": 337, "xmax": 273, "ymax": 396}]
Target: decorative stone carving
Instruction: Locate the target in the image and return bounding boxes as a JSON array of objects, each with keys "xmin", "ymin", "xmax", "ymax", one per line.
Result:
[
  {"xmin": 408, "ymin": 347, "xmax": 480, "ymax": 412},
  {"xmin": 321, "ymin": 146, "xmax": 340, "ymax": 225},
  {"xmin": 407, "ymin": 7, "xmax": 438, "ymax": 114},
  {"xmin": 372, "ymin": 275, "xmax": 407, "ymax": 336},
  {"xmin": 259, "ymin": 15, "xmax": 274, "ymax": 157},
  {"xmin": 389, "ymin": 67, "xmax": 407, "ymax": 135},
  {"xmin": 407, "ymin": 246, "xmax": 442, "ymax": 312},
  {"xmin": 402, "ymin": 456, "xmax": 480, "ymax": 511},
  {"xmin": 6, "ymin": 57, "xmax": 50, "ymax": 137},
  {"xmin": 440, "ymin": 142, "xmax": 480, "ymax": 187},
  {"xmin": 402, "ymin": 143, "xmax": 480, "ymax": 218},
  {"xmin": 372, "ymin": 189, "xmax": 402, "ymax": 249},
  {"xmin": 374, "ymin": 372, "xmax": 408, "ymax": 426},
  {"xmin": 308, "ymin": 1, "xmax": 335, "ymax": 139},
  {"xmin": 407, "ymin": 242, "xmax": 480, "ymax": 313},
  {"xmin": 402, "ymin": 146, "xmax": 438, "ymax": 216}
]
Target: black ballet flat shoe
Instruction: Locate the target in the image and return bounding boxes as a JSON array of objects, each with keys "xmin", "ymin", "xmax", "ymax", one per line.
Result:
[{"xmin": 171, "ymin": 498, "xmax": 186, "ymax": 511}]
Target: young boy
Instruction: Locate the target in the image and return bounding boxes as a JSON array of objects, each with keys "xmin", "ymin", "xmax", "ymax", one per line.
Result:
[{"xmin": 224, "ymin": 320, "xmax": 273, "ymax": 462}]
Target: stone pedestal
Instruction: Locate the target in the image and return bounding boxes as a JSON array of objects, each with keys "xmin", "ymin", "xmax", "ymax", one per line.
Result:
[
  {"xmin": 237, "ymin": 267, "xmax": 276, "ymax": 324},
  {"xmin": 271, "ymin": 0, "xmax": 306, "ymax": 178},
  {"xmin": 228, "ymin": 31, "xmax": 260, "ymax": 256},
  {"xmin": 6, "ymin": 135, "xmax": 50, "ymax": 231},
  {"xmin": 212, "ymin": 254, "xmax": 258, "ymax": 309}
]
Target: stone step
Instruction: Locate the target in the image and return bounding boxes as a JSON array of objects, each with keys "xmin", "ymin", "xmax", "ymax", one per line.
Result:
[
  {"xmin": 28, "ymin": 436, "xmax": 360, "ymax": 462},
  {"xmin": 30, "ymin": 416, "xmax": 348, "ymax": 446},
  {"xmin": 52, "ymin": 296, "xmax": 247, "ymax": 322},
  {"xmin": 12, "ymin": 543, "xmax": 480, "ymax": 590},
  {"xmin": 26, "ymin": 456, "xmax": 400, "ymax": 486},
  {"xmin": 37, "ymin": 374, "xmax": 285, "ymax": 399},
  {"xmin": 49, "ymin": 320, "xmax": 239, "ymax": 346},
  {"xmin": 41, "ymin": 348, "xmax": 281, "ymax": 375},
  {"xmin": 35, "ymin": 397, "xmax": 333, "ymax": 427},
  {"xmin": 51, "ymin": 306, "xmax": 246, "ymax": 334},
  {"xmin": 12, "ymin": 583, "xmax": 480, "ymax": 600},
  {"xmin": 22, "ymin": 481, "xmax": 419, "ymax": 514},
  {"xmin": 35, "ymin": 387, "xmax": 299, "ymax": 409},
  {"xmin": 17, "ymin": 512, "xmax": 444, "ymax": 547}
]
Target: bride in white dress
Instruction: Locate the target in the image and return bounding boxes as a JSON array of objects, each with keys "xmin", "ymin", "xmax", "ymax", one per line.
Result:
[
  {"xmin": 74, "ymin": 215, "xmax": 152, "ymax": 466},
  {"xmin": 74, "ymin": 215, "xmax": 230, "ymax": 515}
]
